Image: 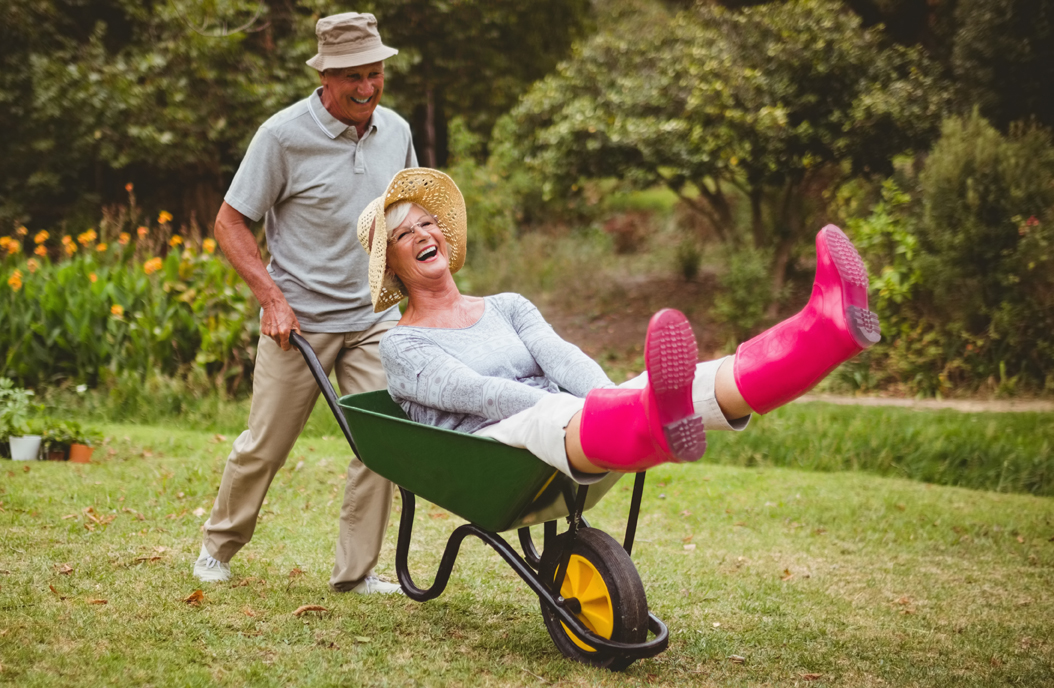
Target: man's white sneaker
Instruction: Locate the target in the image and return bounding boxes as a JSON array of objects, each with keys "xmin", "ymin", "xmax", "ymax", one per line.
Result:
[
  {"xmin": 350, "ymin": 575, "xmax": 402, "ymax": 595},
  {"xmin": 192, "ymin": 544, "xmax": 231, "ymax": 583}
]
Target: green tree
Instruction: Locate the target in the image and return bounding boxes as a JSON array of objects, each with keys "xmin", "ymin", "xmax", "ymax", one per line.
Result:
[
  {"xmin": 352, "ymin": 0, "xmax": 593, "ymax": 167},
  {"xmin": 494, "ymin": 0, "xmax": 949, "ymax": 291},
  {"xmin": 0, "ymin": 0, "xmax": 313, "ymax": 230},
  {"xmin": 952, "ymin": 0, "xmax": 1054, "ymax": 130}
]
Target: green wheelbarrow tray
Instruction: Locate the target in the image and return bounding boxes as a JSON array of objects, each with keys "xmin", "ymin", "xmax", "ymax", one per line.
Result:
[{"xmin": 338, "ymin": 390, "xmax": 623, "ymax": 532}]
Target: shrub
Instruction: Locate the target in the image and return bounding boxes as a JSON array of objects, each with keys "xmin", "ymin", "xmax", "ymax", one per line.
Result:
[
  {"xmin": 711, "ymin": 245, "xmax": 776, "ymax": 342},
  {"xmin": 1, "ymin": 223, "xmax": 257, "ymax": 393},
  {"xmin": 846, "ymin": 113, "xmax": 1054, "ymax": 394}
]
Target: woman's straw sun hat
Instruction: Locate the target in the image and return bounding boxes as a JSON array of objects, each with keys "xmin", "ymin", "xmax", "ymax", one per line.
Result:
[{"xmin": 357, "ymin": 168, "xmax": 467, "ymax": 312}]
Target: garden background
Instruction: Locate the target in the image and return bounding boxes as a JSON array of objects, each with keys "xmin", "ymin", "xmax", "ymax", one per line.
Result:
[{"xmin": 1, "ymin": 1, "xmax": 1053, "ymax": 685}]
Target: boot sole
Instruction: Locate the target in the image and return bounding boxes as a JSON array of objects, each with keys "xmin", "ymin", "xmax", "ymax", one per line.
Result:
[
  {"xmin": 645, "ymin": 309, "xmax": 706, "ymax": 462},
  {"xmin": 823, "ymin": 226, "xmax": 881, "ymax": 349}
]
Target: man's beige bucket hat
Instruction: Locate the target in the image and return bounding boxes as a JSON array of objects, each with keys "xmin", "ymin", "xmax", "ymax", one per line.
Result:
[
  {"xmin": 306, "ymin": 13, "xmax": 398, "ymax": 71},
  {"xmin": 357, "ymin": 168, "xmax": 468, "ymax": 312}
]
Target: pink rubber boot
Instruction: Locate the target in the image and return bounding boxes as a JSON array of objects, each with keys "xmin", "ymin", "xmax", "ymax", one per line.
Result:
[
  {"xmin": 733, "ymin": 225, "xmax": 881, "ymax": 414},
  {"xmin": 578, "ymin": 309, "xmax": 706, "ymax": 472}
]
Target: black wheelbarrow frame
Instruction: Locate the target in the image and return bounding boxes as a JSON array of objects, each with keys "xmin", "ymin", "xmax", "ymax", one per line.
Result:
[{"xmin": 291, "ymin": 332, "xmax": 669, "ymax": 668}]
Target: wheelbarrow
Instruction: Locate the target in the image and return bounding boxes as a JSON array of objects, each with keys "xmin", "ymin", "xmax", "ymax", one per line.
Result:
[{"xmin": 291, "ymin": 332, "xmax": 669, "ymax": 670}]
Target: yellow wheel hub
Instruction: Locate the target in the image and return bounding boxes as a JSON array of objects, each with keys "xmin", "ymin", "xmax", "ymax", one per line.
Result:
[{"xmin": 556, "ymin": 553, "xmax": 615, "ymax": 651}]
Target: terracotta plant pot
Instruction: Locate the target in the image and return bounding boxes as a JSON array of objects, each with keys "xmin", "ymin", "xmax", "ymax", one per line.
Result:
[{"xmin": 68, "ymin": 443, "xmax": 94, "ymax": 463}]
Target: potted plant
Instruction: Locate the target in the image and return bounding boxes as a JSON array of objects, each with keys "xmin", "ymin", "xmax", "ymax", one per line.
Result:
[
  {"xmin": 0, "ymin": 378, "xmax": 41, "ymax": 461},
  {"xmin": 67, "ymin": 423, "xmax": 102, "ymax": 464},
  {"xmin": 41, "ymin": 419, "xmax": 80, "ymax": 461}
]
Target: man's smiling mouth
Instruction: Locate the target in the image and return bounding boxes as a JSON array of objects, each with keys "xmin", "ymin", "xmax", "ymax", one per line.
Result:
[{"xmin": 351, "ymin": 95, "xmax": 372, "ymax": 105}]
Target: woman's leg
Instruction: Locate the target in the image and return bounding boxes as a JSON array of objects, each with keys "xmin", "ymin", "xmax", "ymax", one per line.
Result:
[{"xmin": 731, "ymin": 225, "xmax": 879, "ymax": 414}]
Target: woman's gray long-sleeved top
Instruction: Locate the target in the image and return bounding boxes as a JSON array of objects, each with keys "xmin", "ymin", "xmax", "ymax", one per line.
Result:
[{"xmin": 379, "ymin": 293, "xmax": 615, "ymax": 434}]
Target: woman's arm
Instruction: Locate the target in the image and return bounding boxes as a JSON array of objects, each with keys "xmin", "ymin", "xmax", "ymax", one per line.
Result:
[
  {"xmin": 502, "ymin": 294, "xmax": 616, "ymax": 395},
  {"xmin": 381, "ymin": 332, "xmax": 551, "ymax": 421}
]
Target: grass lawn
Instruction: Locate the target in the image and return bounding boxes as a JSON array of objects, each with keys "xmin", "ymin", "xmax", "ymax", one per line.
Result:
[{"xmin": 1, "ymin": 403, "xmax": 1052, "ymax": 686}]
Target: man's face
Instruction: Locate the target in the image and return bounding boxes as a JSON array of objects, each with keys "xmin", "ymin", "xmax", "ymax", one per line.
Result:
[{"xmin": 319, "ymin": 61, "xmax": 385, "ymax": 130}]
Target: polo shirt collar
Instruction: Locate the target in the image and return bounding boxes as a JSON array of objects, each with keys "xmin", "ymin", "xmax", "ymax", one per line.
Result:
[{"xmin": 309, "ymin": 88, "xmax": 378, "ymax": 140}]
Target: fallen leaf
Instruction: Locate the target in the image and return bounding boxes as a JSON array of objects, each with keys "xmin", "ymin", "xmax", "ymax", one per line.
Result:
[
  {"xmin": 134, "ymin": 556, "xmax": 162, "ymax": 563},
  {"xmin": 292, "ymin": 605, "xmax": 328, "ymax": 617},
  {"xmin": 728, "ymin": 654, "xmax": 745, "ymax": 664},
  {"xmin": 184, "ymin": 590, "xmax": 205, "ymax": 605},
  {"xmin": 57, "ymin": 564, "xmax": 73, "ymax": 575},
  {"xmin": 23, "ymin": 466, "xmax": 30, "ymax": 472},
  {"xmin": 354, "ymin": 635, "xmax": 370, "ymax": 643},
  {"xmin": 192, "ymin": 507, "xmax": 206, "ymax": 517},
  {"xmin": 49, "ymin": 584, "xmax": 66, "ymax": 600},
  {"xmin": 712, "ymin": 622, "xmax": 721, "ymax": 628},
  {"xmin": 429, "ymin": 512, "xmax": 448, "ymax": 519},
  {"xmin": 680, "ymin": 510, "xmax": 692, "ymax": 517},
  {"xmin": 87, "ymin": 599, "xmax": 107, "ymax": 605},
  {"xmin": 801, "ymin": 673, "xmax": 823, "ymax": 681},
  {"xmin": 243, "ymin": 606, "xmax": 257, "ymax": 617},
  {"xmin": 289, "ymin": 567, "xmax": 304, "ymax": 579},
  {"xmin": 682, "ymin": 534, "xmax": 693, "ymax": 542},
  {"xmin": 1017, "ymin": 536, "xmax": 1025, "ymax": 544},
  {"xmin": 781, "ymin": 568, "xmax": 794, "ymax": 581},
  {"xmin": 61, "ymin": 514, "xmax": 78, "ymax": 520},
  {"xmin": 684, "ymin": 544, "xmax": 696, "ymax": 551},
  {"xmin": 212, "ymin": 434, "xmax": 228, "ymax": 443}
]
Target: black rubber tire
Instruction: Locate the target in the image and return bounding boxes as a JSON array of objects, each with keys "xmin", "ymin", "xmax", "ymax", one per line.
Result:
[{"xmin": 538, "ymin": 527, "xmax": 649, "ymax": 671}]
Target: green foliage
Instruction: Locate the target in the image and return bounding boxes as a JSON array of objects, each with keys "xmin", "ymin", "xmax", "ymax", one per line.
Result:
[
  {"xmin": 493, "ymin": 0, "xmax": 949, "ymax": 285},
  {"xmin": 712, "ymin": 402, "xmax": 1054, "ymax": 496},
  {"xmin": 0, "ymin": 377, "xmax": 36, "ymax": 438},
  {"xmin": 842, "ymin": 112, "xmax": 1054, "ymax": 394},
  {"xmin": 40, "ymin": 418, "xmax": 101, "ymax": 449},
  {"xmin": 917, "ymin": 112, "xmax": 1054, "ymax": 387},
  {"xmin": 711, "ymin": 245, "xmax": 778, "ymax": 342},
  {"xmin": 952, "ymin": 0, "xmax": 1054, "ymax": 129},
  {"xmin": 0, "ymin": 0, "xmax": 313, "ymax": 229},
  {"xmin": 0, "ymin": 226, "xmax": 257, "ymax": 393},
  {"xmin": 350, "ymin": 0, "xmax": 594, "ymax": 166}
]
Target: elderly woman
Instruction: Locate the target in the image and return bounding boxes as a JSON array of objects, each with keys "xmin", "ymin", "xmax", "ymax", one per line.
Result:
[{"xmin": 357, "ymin": 169, "xmax": 880, "ymax": 483}]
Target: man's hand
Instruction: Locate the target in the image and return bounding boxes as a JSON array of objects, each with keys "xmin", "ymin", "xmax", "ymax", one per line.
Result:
[
  {"xmin": 214, "ymin": 201, "xmax": 303, "ymax": 351},
  {"xmin": 261, "ymin": 295, "xmax": 301, "ymax": 351}
]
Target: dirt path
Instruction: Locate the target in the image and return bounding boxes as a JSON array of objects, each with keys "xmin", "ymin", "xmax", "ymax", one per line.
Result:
[{"xmin": 797, "ymin": 393, "xmax": 1054, "ymax": 413}]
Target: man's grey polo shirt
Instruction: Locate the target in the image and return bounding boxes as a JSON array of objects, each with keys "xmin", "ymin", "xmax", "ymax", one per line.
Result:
[{"xmin": 225, "ymin": 88, "xmax": 417, "ymax": 331}]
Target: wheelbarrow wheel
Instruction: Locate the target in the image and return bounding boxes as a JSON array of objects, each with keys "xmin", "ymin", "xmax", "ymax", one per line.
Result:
[{"xmin": 539, "ymin": 527, "xmax": 648, "ymax": 671}]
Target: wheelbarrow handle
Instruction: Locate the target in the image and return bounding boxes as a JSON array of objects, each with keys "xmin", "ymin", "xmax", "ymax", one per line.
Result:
[{"xmin": 288, "ymin": 331, "xmax": 360, "ymax": 457}]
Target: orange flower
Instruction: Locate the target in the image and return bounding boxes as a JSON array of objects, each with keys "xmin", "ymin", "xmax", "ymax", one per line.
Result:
[
  {"xmin": 158, "ymin": 211, "xmax": 173, "ymax": 225},
  {"xmin": 143, "ymin": 257, "xmax": 163, "ymax": 275},
  {"xmin": 77, "ymin": 229, "xmax": 98, "ymax": 246},
  {"xmin": 137, "ymin": 226, "xmax": 148, "ymax": 238},
  {"xmin": 169, "ymin": 235, "xmax": 183, "ymax": 247},
  {"xmin": 34, "ymin": 230, "xmax": 49, "ymax": 244},
  {"xmin": 61, "ymin": 235, "xmax": 73, "ymax": 245},
  {"xmin": 64, "ymin": 242, "xmax": 77, "ymax": 256},
  {"xmin": 110, "ymin": 304, "xmax": 124, "ymax": 317},
  {"xmin": 27, "ymin": 258, "xmax": 40, "ymax": 273},
  {"xmin": 118, "ymin": 232, "xmax": 131, "ymax": 245},
  {"xmin": 89, "ymin": 273, "xmax": 97, "ymax": 283},
  {"xmin": 7, "ymin": 269, "xmax": 22, "ymax": 291},
  {"xmin": 96, "ymin": 243, "xmax": 108, "ymax": 252},
  {"xmin": 34, "ymin": 245, "xmax": 47, "ymax": 257},
  {"xmin": 6, "ymin": 241, "xmax": 20, "ymax": 255},
  {"xmin": 125, "ymin": 182, "xmax": 134, "ymax": 193},
  {"xmin": 16, "ymin": 225, "xmax": 27, "ymax": 236},
  {"xmin": 202, "ymin": 238, "xmax": 217, "ymax": 254},
  {"xmin": 0, "ymin": 237, "xmax": 10, "ymax": 249}
]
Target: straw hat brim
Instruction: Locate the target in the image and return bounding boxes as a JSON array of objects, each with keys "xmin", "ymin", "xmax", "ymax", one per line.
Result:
[{"xmin": 357, "ymin": 168, "xmax": 467, "ymax": 312}]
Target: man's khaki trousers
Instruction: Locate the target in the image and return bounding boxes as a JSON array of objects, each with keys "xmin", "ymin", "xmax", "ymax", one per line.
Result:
[{"xmin": 202, "ymin": 322, "xmax": 395, "ymax": 590}]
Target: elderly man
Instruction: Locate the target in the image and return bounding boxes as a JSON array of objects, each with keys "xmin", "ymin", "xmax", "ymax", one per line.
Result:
[{"xmin": 193, "ymin": 13, "xmax": 416, "ymax": 593}]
